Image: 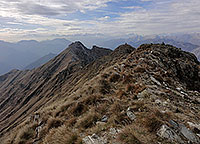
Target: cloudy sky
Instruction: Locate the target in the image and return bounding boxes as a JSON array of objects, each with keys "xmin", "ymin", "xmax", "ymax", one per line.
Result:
[{"xmin": 0, "ymin": 0, "xmax": 200, "ymax": 42}]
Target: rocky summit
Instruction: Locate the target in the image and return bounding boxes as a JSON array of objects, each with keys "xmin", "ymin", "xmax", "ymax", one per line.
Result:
[{"xmin": 0, "ymin": 42, "xmax": 200, "ymax": 144}]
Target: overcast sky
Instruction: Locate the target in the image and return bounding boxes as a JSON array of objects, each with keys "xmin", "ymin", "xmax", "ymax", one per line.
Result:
[{"xmin": 0, "ymin": 0, "xmax": 200, "ymax": 42}]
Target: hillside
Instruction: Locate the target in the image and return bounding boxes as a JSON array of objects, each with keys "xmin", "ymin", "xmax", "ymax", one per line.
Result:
[
  {"xmin": 0, "ymin": 41, "xmax": 112, "ymax": 137},
  {"xmin": 0, "ymin": 43, "xmax": 200, "ymax": 144}
]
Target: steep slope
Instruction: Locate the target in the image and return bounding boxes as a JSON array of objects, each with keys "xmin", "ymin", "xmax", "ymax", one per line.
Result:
[
  {"xmin": 192, "ymin": 47, "xmax": 200, "ymax": 60},
  {"xmin": 1, "ymin": 43, "xmax": 200, "ymax": 144},
  {"xmin": 0, "ymin": 41, "xmax": 112, "ymax": 137},
  {"xmin": 24, "ymin": 53, "xmax": 57, "ymax": 70}
]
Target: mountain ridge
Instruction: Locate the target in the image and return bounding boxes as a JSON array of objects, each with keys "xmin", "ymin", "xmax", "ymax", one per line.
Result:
[
  {"xmin": 0, "ymin": 42, "xmax": 200, "ymax": 144},
  {"xmin": 0, "ymin": 42, "xmax": 112, "ymax": 136}
]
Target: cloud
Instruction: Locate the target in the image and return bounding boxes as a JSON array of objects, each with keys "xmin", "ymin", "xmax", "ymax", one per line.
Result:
[
  {"xmin": 123, "ymin": 6, "xmax": 143, "ymax": 9},
  {"xmin": 97, "ymin": 16, "xmax": 110, "ymax": 21},
  {"xmin": 0, "ymin": 0, "xmax": 200, "ymax": 42},
  {"xmin": 17, "ymin": 2, "xmax": 61, "ymax": 16},
  {"xmin": 4, "ymin": 0, "xmax": 116, "ymax": 16}
]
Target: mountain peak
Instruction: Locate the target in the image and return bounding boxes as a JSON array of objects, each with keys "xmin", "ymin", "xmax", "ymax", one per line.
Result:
[
  {"xmin": 111, "ymin": 43, "xmax": 135, "ymax": 57},
  {"xmin": 68, "ymin": 41, "xmax": 87, "ymax": 50}
]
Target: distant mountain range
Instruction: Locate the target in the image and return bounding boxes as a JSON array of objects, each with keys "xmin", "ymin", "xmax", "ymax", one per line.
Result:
[
  {"xmin": 99, "ymin": 34, "xmax": 200, "ymax": 60},
  {"xmin": 0, "ymin": 38, "xmax": 71, "ymax": 75},
  {"xmin": 1, "ymin": 33, "xmax": 200, "ymax": 75},
  {"xmin": 24, "ymin": 53, "xmax": 57, "ymax": 70}
]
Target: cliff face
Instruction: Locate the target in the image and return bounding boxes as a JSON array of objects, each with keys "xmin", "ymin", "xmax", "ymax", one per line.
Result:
[{"xmin": 1, "ymin": 43, "xmax": 200, "ymax": 144}]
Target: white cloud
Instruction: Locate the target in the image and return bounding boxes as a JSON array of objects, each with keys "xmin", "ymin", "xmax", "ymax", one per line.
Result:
[
  {"xmin": 97, "ymin": 16, "xmax": 110, "ymax": 21},
  {"xmin": 123, "ymin": 6, "xmax": 143, "ymax": 9},
  {"xmin": 0, "ymin": 0, "xmax": 200, "ymax": 42}
]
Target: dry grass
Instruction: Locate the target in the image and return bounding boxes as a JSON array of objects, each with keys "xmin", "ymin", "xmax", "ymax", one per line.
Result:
[
  {"xmin": 133, "ymin": 65, "xmax": 146, "ymax": 73},
  {"xmin": 139, "ymin": 110, "xmax": 164, "ymax": 133},
  {"xmin": 145, "ymin": 115, "xmax": 163, "ymax": 133},
  {"xmin": 118, "ymin": 127, "xmax": 142, "ymax": 144},
  {"xmin": 54, "ymin": 102, "xmax": 73, "ymax": 117},
  {"xmin": 43, "ymin": 125, "xmax": 81, "ymax": 144},
  {"xmin": 133, "ymin": 84, "xmax": 146, "ymax": 94},
  {"xmin": 109, "ymin": 101, "xmax": 124, "ymax": 115},
  {"xmin": 126, "ymin": 84, "xmax": 135, "ymax": 92},
  {"xmin": 76, "ymin": 111, "xmax": 100, "ymax": 129},
  {"xmin": 38, "ymin": 126, "xmax": 48, "ymax": 139},
  {"xmin": 14, "ymin": 125, "xmax": 35, "ymax": 144},
  {"xmin": 82, "ymin": 94, "xmax": 102, "ymax": 106},
  {"xmin": 68, "ymin": 102, "xmax": 88, "ymax": 117},
  {"xmin": 123, "ymin": 74, "xmax": 136, "ymax": 84},
  {"xmin": 95, "ymin": 103, "xmax": 109, "ymax": 114},
  {"xmin": 65, "ymin": 117, "xmax": 77, "ymax": 127},
  {"xmin": 116, "ymin": 90, "xmax": 127, "ymax": 99},
  {"xmin": 109, "ymin": 73, "xmax": 121, "ymax": 83},
  {"xmin": 99, "ymin": 79, "xmax": 111, "ymax": 94},
  {"xmin": 47, "ymin": 117, "xmax": 63, "ymax": 130}
]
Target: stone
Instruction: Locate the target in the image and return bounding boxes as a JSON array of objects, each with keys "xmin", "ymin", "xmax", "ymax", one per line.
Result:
[
  {"xmin": 109, "ymin": 128, "xmax": 120, "ymax": 135},
  {"xmin": 82, "ymin": 134, "xmax": 107, "ymax": 144},
  {"xmin": 197, "ymin": 134, "xmax": 200, "ymax": 138},
  {"xmin": 187, "ymin": 122, "xmax": 199, "ymax": 129},
  {"xmin": 169, "ymin": 120, "xmax": 179, "ymax": 129},
  {"xmin": 179, "ymin": 124, "xmax": 200, "ymax": 143},
  {"xmin": 155, "ymin": 99, "xmax": 162, "ymax": 105},
  {"xmin": 163, "ymin": 101, "xmax": 168, "ymax": 107},
  {"xmin": 150, "ymin": 76, "xmax": 161, "ymax": 86},
  {"xmin": 196, "ymin": 98, "xmax": 200, "ymax": 104},
  {"xmin": 34, "ymin": 113, "xmax": 40, "ymax": 122},
  {"xmin": 83, "ymin": 136, "xmax": 94, "ymax": 144},
  {"xmin": 126, "ymin": 111, "xmax": 136, "ymax": 121},
  {"xmin": 137, "ymin": 89, "xmax": 149, "ymax": 99},
  {"xmin": 157, "ymin": 125, "xmax": 183, "ymax": 143},
  {"xmin": 101, "ymin": 115, "xmax": 108, "ymax": 122},
  {"xmin": 176, "ymin": 87, "xmax": 181, "ymax": 91},
  {"xmin": 96, "ymin": 121, "xmax": 106, "ymax": 125}
]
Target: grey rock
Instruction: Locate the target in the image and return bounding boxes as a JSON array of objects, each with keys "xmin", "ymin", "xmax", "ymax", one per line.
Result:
[
  {"xmin": 169, "ymin": 120, "xmax": 179, "ymax": 129},
  {"xmin": 150, "ymin": 76, "xmax": 161, "ymax": 86},
  {"xmin": 109, "ymin": 128, "xmax": 120, "ymax": 135},
  {"xmin": 96, "ymin": 121, "xmax": 106, "ymax": 125},
  {"xmin": 101, "ymin": 115, "xmax": 108, "ymax": 122},
  {"xmin": 137, "ymin": 89, "xmax": 149, "ymax": 99},
  {"xmin": 83, "ymin": 134, "xmax": 107, "ymax": 144},
  {"xmin": 126, "ymin": 111, "xmax": 136, "ymax": 121},
  {"xmin": 155, "ymin": 99, "xmax": 162, "ymax": 105},
  {"xmin": 157, "ymin": 125, "xmax": 183, "ymax": 143},
  {"xmin": 179, "ymin": 124, "xmax": 200, "ymax": 143},
  {"xmin": 187, "ymin": 122, "xmax": 200, "ymax": 131}
]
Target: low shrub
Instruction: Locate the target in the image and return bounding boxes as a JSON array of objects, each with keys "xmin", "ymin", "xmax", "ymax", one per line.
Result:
[
  {"xmin": 109, "ymin": 73, "xmax": 120, "ymax": 83},
  {"xmin": 47, "ymin": 117, "xmax": 63, "ymax": 130}
]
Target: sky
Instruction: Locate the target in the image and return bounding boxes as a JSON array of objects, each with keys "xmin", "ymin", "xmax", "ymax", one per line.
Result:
[{"xmin": 0, "ymin": 0, "xmax": 200, "ymax": 42}]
